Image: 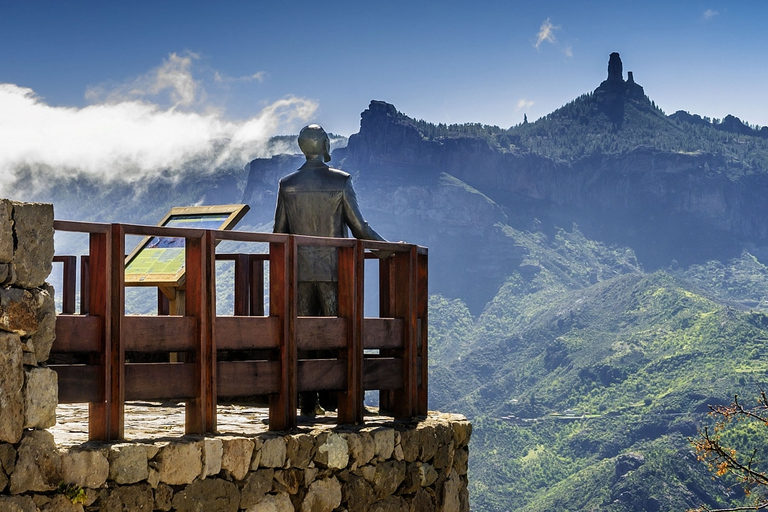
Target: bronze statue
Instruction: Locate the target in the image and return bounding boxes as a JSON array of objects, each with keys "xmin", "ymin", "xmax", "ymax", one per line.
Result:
[{"xmin": 274, "ymin": 124, "xmax": 386, "ymax": 415}]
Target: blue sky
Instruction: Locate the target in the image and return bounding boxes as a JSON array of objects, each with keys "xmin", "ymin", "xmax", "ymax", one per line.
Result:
[{"xmin": 0, "ymin": 1, "xmax": 766, "ymax": 189}]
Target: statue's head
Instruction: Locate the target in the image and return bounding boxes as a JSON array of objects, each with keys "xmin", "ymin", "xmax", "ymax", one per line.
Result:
[{"xmin": 298, "ymin": 124, "xmax": 331, "ymax": 162}]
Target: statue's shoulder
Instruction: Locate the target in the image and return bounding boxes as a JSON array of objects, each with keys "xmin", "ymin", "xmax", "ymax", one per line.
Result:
[{"xmin": 326, "ymin": 167, "xmax": 350, "ymax": 179}]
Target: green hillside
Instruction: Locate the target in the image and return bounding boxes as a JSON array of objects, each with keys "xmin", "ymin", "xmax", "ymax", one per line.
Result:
[{"xmin": 429, "ymin": 224, "xmax": 768, "ymax": 511}]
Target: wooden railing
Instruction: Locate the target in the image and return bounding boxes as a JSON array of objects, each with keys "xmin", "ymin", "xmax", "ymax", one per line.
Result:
[{"xmin": 50, "ymin": 220, "xmax": 428, "ymax": 440}]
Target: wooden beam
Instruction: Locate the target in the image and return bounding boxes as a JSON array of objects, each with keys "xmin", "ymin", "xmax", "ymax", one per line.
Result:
[
  {"xmin": 296, "ymin": 317, "xmax": 347, "ymax": 351},
  {"xmin": 52, "ymin": 365, "xmax": 101, "ymax": 403},
  {"xmin": 217, "ymin": 361, "xmax": 280, "ymax": 396},
  {"xmin": 215, "ymin": 316, "xmax": 280, "ymax": 350},
  {"xmin": 53, "ymin": 315, "xmax": 102, "ymax": 353},
  {"xmin": 125, "ymin": 363, "xmax": 196, "ymax": 401}
]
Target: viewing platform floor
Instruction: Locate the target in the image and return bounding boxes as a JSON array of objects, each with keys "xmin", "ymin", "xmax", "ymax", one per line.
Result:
[{"xmin": 51, "ymin": 403, "xmax": 394, "ymax": 447}]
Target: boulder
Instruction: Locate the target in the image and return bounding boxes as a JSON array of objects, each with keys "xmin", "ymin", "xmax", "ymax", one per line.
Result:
[
  {"xmin": 99, "ymin": 483, "xmax": 154, "ymax": 512},
  {"xmin": 220, "ymin": 437, "xmax": 254, "ymax": 481},
  {"xmin": 301, "ymin": 476, "xmax": 341, "ymax": 512},
  {"xmin": 171, "ymin": 478, "xmax": 239, "ymax": 512},
  {"xmin": 314, "ymin": 432, "xmax": 348, "ymax": 469},
  {"xmin": 10, "ymin": 201, "xmax": 53, "ymax": 289},
  {"xmin": 108, "ymin": 444, "xmax": 150, "ymax": 485},
  {"xmin": 9, "ymin": 430, "xmax": 61, "ymax": 493},
  {"xmin": 0, "ymin": 332, "xmax": 23, "ymax": 443},
  {"xmin": 23, "ymin": 366, "xmax": 58, "ymax": 429},
  {"xmin": 155, "ymin": 441, "xmax": 202, "ymax": 486},
  {"xmin": 60, "ymin": 447, "xmax": 109, "ymax": 489}
]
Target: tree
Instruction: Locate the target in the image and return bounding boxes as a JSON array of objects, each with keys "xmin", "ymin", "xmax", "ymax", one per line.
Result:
[{"xmin": 690, "ymin": 391, "xmax": 768, "ymax": 511}]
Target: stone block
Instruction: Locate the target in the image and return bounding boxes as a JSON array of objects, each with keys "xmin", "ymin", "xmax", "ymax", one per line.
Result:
[
  {"xmin": 301, "ymin": 476, "xmax": 341, "ymax": 512},
  {"xmin": 60, "ymin": 447, "xmax": 109, "ymax": 489},
  {"xmin": 0, "ymin": 466, "xmax": 7, "ymax": 493},
  {"xmin": 108, "ymin": 444, "xmax": 150, "ymax": 484},
  {"xmin": 372, "ymin": 460, "xmax": 406, "ymax": 499},
  {"xmin": 0, "ymin": 200, "xmax": 13, "ymax": 263},
  {"xmin": 100, "ymin": 483, "xmax": 154, "ymax": 512},
  {"xmin": 411, "ymin": 488, "xmax": 435, "ymax": 512},
  {"xmin": 418, "ymin": 425, "xmax": 438, "ymax": 462},
  {"xmin": 245, "ymin": 492, "xmax": 294, "ymax": 512},
  {"xmin": 10, "ymin": 201, "xmax": 53, "ymax": 289},
  {"xmin": 287, "ymin": 433, "xmax": 315, "ymax": 468},
  {"xmin": 26, "ymin": 284, "xmax": 56, "ymax": 363},
  {"xmin": 154, "ymin": 482, "xmax": 173, "ymax": 511},
  {"xmin": 370, "ymin": 495, "xmax": 408, "ymax": 512},
  {"xmin": 452, "ymin": 446, "xmax": 468, "ymax": 475},
  {"xmin": 0, "ymin": 495, "xmax": 37, "ymax": 512},
  {"xmin": 438, "ymin": 469, "xmax": 462, "ymax": 512},
  {"xmin": 260, "ymin": 435, "xmax": 287, "ymax": 468},
  {"xmin": 372, "ymin": 427, "xmax": 395, "ymax": 461},
  {"xmin": 274, "ymin": 468, "xmax": 304, "ymax": 494},
  {"xmin": 314, "ymin": 432, "xmax": 348, "ymax": 469},
  {"xmin": 0, "ymin": 442, "xmax": 16, "ymax": 474},
  {"xmin": 0, "ymin": 263, "xmax": 11, "ymax": 285},
  {"xmin": 341, "ymin": 473, "xmax": 376, "ymax": 511},
  {"xmin": 398, "ymin": 429, "xmax": 420, "ymax": 463},
  {"xmin": 344, "ymin": 431, "xmax": 374, "ymax": 468},
  {"xmin": 155, "ymin": 440, "xmax": 202, "ymax": 486},
  {"xmin": 23, "ymin": 366, "xmax": 58, "ymax": 429},
  {"xmin": 9, "ymin": 430, "xmax": 61, "ymax": 493},
  {"xmin": 40, "ymin": 494, "xmax": 85, "ymax": 512},
  {"xmin": 432, "ymin": 441, "xmax": 455, "ymax": 470},
  {"xmin": 0, "ymin": 332, "xmax": 23, "ymax": 443},
  {"xmin": 172, "ymin": 478, "xmax": 239, "ymax": 512},
  {"xmin": 239, "ymin": 468, "xmax": 274, "ymax": 509},
  {"xmin": 451, "ymin": 418, "xmax": 472, "ymax": 448},
  {"xmin": 0, "ymin": 287, "xmax": 39, "ymax": 336},
  {"xmin": 221, "ymin": 437, "xmax": 254, "ymax": 481},
  {"xmin": 201, "ymin": 437, "xmax": 223, "ymax": 478}
]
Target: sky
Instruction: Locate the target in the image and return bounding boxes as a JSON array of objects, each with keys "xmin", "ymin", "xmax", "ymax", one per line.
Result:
[{"xmin": 1, "ymin": 0, "xmax": 766, "ymax": 191}]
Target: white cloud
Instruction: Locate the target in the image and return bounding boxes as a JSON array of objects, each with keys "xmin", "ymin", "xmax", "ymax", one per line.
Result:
[
  {"xmin": 534, "ymin": 18, "xmax": 559, "ymax": 50},
  {"xmin": 86, "ymin": 52, "xmax": 203, "ymax": 108},
  {"xmin": 214, "ymin": 70, "xmax": 268, "ymax": 84},
  {"xmin": 516, "ymin": 99, "xmax": 534, "ymax": 111},
  {"xmin": 0, "ymin": 79, "xmax": 317, "ymax": 194},
  {"xmin": 703, "ymin": 8, "xmax": 719, "ymax": 20},
  {"xmin": 533, "ymin": 19, "xmax": 572, "ymax": 57}
]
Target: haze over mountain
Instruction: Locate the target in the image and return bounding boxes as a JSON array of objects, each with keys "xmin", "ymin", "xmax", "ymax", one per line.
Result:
[{"xmin": 9, "ymin": 52, "xmax": 768, "ymax": 510}]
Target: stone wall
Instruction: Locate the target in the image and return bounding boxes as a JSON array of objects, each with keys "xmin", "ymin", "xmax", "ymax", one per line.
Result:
[
  {"xmin": 2, "ymin": 414, "xmax": 471, "ymax": 512},
  {"xmin": 0, "ymin": 199, "xmax": 473, "ymax": 511},
  {"xmin": 0, "ymin": 199, "xmax": 57, "ymax": 445}
]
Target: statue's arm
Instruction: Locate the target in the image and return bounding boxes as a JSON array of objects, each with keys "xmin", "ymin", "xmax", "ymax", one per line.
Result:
[
  {"xmin": 273, "ymin": 185, "xmax": 289, "ymax": 234},
  {"xmin": 342, "ymin": 178, "xmax": 385, "ymax": 241}
]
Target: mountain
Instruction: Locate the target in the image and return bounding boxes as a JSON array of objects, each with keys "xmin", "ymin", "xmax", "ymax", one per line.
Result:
[{"xmin": 9, "ymin": 51, "xmax": 768, "ymax": 510}]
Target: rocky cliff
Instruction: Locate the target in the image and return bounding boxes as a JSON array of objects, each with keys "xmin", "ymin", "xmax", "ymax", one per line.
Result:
[{"xmin": 241, "ymin": 53, "xmax": 768, "ymax": 310}]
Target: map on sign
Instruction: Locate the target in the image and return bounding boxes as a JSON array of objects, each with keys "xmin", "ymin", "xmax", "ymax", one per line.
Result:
[{"xmin": 124, "ymin": 205, "xmax": 249, "ymax": 287}]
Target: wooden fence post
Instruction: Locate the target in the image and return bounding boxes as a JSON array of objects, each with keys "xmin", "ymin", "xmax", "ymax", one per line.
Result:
[
  {"xmin": 337, "ymin": 241, "xmax": 364, "ymax": 424},
  {"xmin": 393, "ymin": 246, "xmax": 418, "ymax": 419},
  {"xmin": 185, "ymin": 230, "xmax": 217, "ymax": 434},
  {"xmin": 89, "ymin": 223, "xmax": 125, "ymax": 441},
  {"xmin": 417, "ymin": 250, "xmax": 429, "ymax": 416},
  {"xmin": 269, "ymin": 236, "xmax": 297, "ymax": 430}
]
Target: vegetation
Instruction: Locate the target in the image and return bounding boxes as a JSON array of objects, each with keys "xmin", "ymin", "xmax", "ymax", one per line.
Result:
[{"xmin": 691, "ymin": 392, "xmax": 768, "ymax": 511}]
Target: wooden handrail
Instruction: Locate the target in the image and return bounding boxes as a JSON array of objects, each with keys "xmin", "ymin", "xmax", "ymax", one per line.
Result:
[{"xmin": 50, "ymin": 221, "xmax": 428, "ymax": 439}]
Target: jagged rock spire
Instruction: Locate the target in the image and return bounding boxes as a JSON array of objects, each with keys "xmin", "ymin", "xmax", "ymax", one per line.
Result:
[{"xmin": 607, "ymin": 52, "xmax": 623, "ymax": 82}]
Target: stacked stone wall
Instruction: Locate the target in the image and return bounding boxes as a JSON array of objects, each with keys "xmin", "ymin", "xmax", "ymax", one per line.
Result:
[
  {"xmin": 0, "ymin": 199, "xmax": 472, "ymax": 512},
  {"xmin": 0, "ymin": 199, "xmax": 57, "ymax": 446}
]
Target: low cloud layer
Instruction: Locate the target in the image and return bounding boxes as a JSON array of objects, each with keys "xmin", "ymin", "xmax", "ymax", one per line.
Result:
[{"xmin": 0, "ymin": 53, "xmax": 317, "ymax": 196}]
